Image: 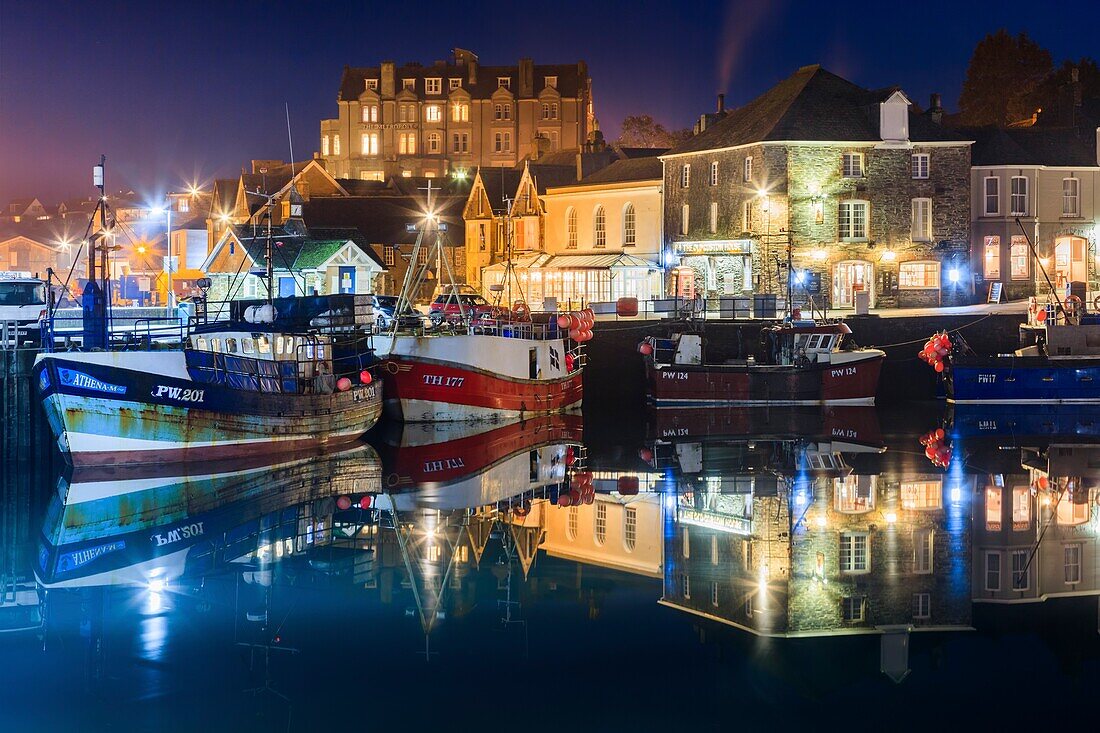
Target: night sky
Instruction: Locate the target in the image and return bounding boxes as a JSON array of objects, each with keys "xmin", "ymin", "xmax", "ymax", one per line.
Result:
[{"xmin": 0, "ymin": 1, "xmax": 1094, "ymax": 205}]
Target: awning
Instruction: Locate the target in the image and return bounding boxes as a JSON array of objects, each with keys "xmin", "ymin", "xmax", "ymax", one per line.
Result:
[{"xmin": 485, "ymin": 252, "xmax": 658, "ymax": 272}]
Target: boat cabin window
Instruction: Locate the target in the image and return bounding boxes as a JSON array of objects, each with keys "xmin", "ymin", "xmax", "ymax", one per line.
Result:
[
  {"xmin": 226, "ymin": 338, "xmax": 238, "ymax": 354},
  {"xmin": 211, "ymin": 338, "xmax": 222, "ymax": 352},
  {"xmin": 808, "ymin": 335, "xmax": 822, "ymax": 349},
  {"xmin": 257, "ymin": 336, "xmax": 271, "ymax": 354},
  {"xmin": 242, "ymin": 338, "xmax": 255, "ymax": 354},
  {"xmin": 195, "ymin": 337, "xmax": 208, "ymax": 351}
]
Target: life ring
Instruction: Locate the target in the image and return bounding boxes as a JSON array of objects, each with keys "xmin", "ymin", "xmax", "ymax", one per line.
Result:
[
  {"xmin": 512, "ymin": 301, "xmax": 531, "ymax": 320},
  {"xmin": 489, "ymin": 306, "xmax": 505, "ymax": 320},
  {"xmin": 385, "ymin": 361, "xmax": 400, "ymax": 374},
  {"xmin": 1093, "ymin": 294, "xmax": 1100, "ymax": 312},
  {"xmin": 1066, "ymin": 295, "xmax": 1084, "ymax": 324}
]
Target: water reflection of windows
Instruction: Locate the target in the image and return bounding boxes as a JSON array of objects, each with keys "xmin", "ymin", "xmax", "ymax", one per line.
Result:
[
  {"xmin": 428, "ymin": 544, "xmax": 442, "ymax": 562},
  {"xmin": 914, "ymin": 529, "xmax": 933, "ymax": 574},
  {"xmin": 985, "ymin": 551, "xmax": 1001, "ymax": 591},
  {"xmin": 711, "ymin": 582, "xmax": 719, "ymax": 608},
  {"xmin": 834, "ymin": 475, "xmax": 875, "ymax": 513},
  {"xmin": 840, "ymin": 532, "xmax": 869, "ymax": 574},
  {"xmin": 567, "ymin": 506, "xmax": 578, "ymax": 540},
  {"xmin": 456, "ymin": 545, "xmax": 468, "ymax": 563},
  {"xmin": 1065, "ymin": 544, "xmax": 1082, "ymax": 584},
  {"xmin": 913, "ymin": 593, "xmax": 930, "ymax": 620},
  {"xmin": 841, "ymin": 596, "xmax": 865, "ymax": 622},
  {"xmin": 900, "ymin": 479, "xmax": 942, "ymax": 510},
  {"xmin": 595, "ymin": 503, "xmax": 607, "ymax": 545},
  {"xmin": 682, "ymin": 527, "xmax": 690, "ymax": 558},
  {"xmin": 710, "ymin": 535, "xmax": 718, "ymax": 565},
  {"xmin": 1011, "ymin": 549, "xmax": 1029, "ymax": 590},
  {"xmin": 624, "ymin": 507, "xmax": 637, "ymax": 552},
  {"xmin": 681, "ymin": 574, "xmax": 691, "ymax": 599},
  {"xmin": 985, "ymin": 488, "xmax": 1002, "ymax": 531},
  {"xmin": 808, "ymin": 452, "xmax": 843, "ymax": 471},
  {"xmin": 1012, "ymin": 487, "xmax": 1031, "ymax": 529}
]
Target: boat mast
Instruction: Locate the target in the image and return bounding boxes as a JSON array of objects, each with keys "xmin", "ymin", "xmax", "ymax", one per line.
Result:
[
  {"xmin": 83, "ymin": 155, "xmax": 113, "ymax": 350},
  {"xmin": 1015, "ymin": 217, "xmax": 1065, "ymax": 315}
]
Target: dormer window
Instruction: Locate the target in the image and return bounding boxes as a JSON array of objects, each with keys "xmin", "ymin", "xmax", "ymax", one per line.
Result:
[
  {"xmin": 449, "ymin": 78, "xmax": 462, "ymax": 90},
  {"xmin": 497, "ymin": 76, "xmax": 511, "ymax": 89},
  {"xmin": 545, "ymin": 75, "xmax": 557, "ymax": 89},
  {"xmin": 402, "ymin": 78, "xmax": 415, "ymax": 90},
  {"xmin": 365, "ymin": 79, "xmax": 378, "ymax": 90},
  {"xmin": 425, "ymin": 78, "xmax": 441, "ymax": 94},
  {"xmin": 879, "ymin": 91, "xmax": 911, "ymax": 143}
]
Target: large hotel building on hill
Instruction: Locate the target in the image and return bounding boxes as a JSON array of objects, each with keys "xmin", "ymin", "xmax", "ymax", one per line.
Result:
[{"xmin": 319, "ymin": 48, "xmax": 595, "ymax": 181}]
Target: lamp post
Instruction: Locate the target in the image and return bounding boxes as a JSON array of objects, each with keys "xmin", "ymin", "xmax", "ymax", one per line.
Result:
[{"xmin": 151, "ymin": 199, "xmax": 174, "ymax": 315}]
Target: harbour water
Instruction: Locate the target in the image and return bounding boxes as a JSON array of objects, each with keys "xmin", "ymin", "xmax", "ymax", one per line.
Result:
[{"xmin": 2, "ymin": 401, "xmax": 1100, "ymax": 730}]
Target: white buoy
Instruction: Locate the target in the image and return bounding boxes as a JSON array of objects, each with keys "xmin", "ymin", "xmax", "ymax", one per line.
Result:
[{"xmin": 244, "ymin": 304, "xmax": 277, "ymax": 324}]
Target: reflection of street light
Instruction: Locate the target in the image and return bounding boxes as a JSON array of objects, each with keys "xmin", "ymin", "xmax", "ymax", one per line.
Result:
[{"xmin": 151, "ymin": 202, "xmax": 173, "ymax": 312}]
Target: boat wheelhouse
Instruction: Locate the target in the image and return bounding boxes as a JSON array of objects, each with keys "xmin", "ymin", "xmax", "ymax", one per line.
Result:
[{"xmin": 643, "ymin": 320, "xmax": 884, "ymax": 407}]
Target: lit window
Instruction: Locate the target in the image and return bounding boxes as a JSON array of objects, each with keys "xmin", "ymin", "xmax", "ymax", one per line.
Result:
[
  {"xmin": 986, "ymin": 487, "xmax": 1002, "ymax": 530},
  {"xmin": 742, "ymin": 200, "xmax": 752, "ymax": 231},
  {"xmin": 451, "ymin": 102, "xmax": 468, "ymax": 122},
  {"xmin": 898, "ymin": 261, "xmax": 940, "ymax": 289},
  {"xmin": 681, "ymin": 204, "xmax": 689, "ymax": 235},
  {"xmin": 842, "ymin": 152, "xmax": 864, "ymax": 178},
  {"xmin": 322, "ymin": 135, "xmax": 330, "ymax": 156},
  {"xmin": 911, "ymin": 153, "xmax": 929, "ymax": 179},
  {"xmin": 914, "ymin": 593, "xmax": 930, "ymax": 619},
  {"xmin": 398, "ymin": 133, "xmax": 417, "ymax": 155},
  {"xmin": 900, "ymin": 480, "xmax": 942, "ymax": 509},
  {"xmin": 595, "ymin": 502, "xmax": 607, "ymax": 545},
  {"xmin": 710, "ymin": 202, "xmax": 718, "ymax": 233},
  {"xmin": 838, "ymin": 200, "xmax": 868, "ymax": 240},
  {"xmin": 478, "ymin": 224, "xmax": 486, "ymax": 251},
  {"xmin": 622, "ymin": 203, "xmax": 636, "ymax": 246},
  {"xmin": 984, "ymin": 236, "xmax": 1001, "ymax": 278},
  {"xmin": 914, "ymin": 529, "xmax": 933, "ymax": 574},
  {"xmin": 839, "ymin": 532, "xmax": 869, "ymax": 573},
  {"xmin": 1010, "ymin": 176, "xmax": 1028, "ymax": 216},
  {"xmin": 566, "ymin": 208, "xmax": 577, "ymax": 248},
  {"xmin": 593, "ymin": 205, "xmax": 606, "ymax": 247},
  {"xmin": 361, "ymin": 105, "xmax": 378, "ymax": 123},
  {"xmin": 361, "ymin": 133, "xmax": 379, "ymax": 156},
  {"xmin": 841, "ymin": 596, "xmax": 865, "ymax": 622},
  {"xmin": 710, "ymin": 161, "xmax": 719, "ymax": 186},
  {"xmin": 1011, "ymin": 549, "xmax": 1029, "ymax": 590},
  {"xmin": 383, "ymin": 246, "xmax": 395, "ymax": 266},
  {"xmin": 911, "ymin": 198, "xmax": 932, "ymax": 242},
  {"xmin": 497, "ymin": 76, "xmax": 510, "ymax": 88},
  {"xmin": 985, "ymin": 552, "xmax": 1001, "ymax": 591},
  {"xmin": 402, "ymin": 78, "xmax": 415, "ymax": 90},
  {"xmin": 365, "ymin": 78, "xmax": 379, "ymax": 90},
  {"xmin": 333, "ymin": 134, "xmax": 341, "ymax": 155},
  {"xmin": 1010, "ymin": 236, "xmax": 1029, "ymax": 280},
  {"xmin": 1012, "ymin": 487, "xmax": 1031, "ymax": 527},
  {"xmin": 1065, "ymin": 544, "xmax": 1082, "ymax": 583},
  {"xmin": 449, "ymin": 78, "xmax": 461, "ymax": 90},
  {"xmin": 834, "ymin": 475, "xmax": 875, "ymax": 513},
  {"xmin": 624, "ymin": 507, "xmax": 637, "ymax": 551},
  {"xmin": 1056, "ymin": 498, "xmax": 1089, "ymax": 526},
  {"xmin": 545, "ymin": 75, "xmax": 557, "ymax": 89},
  {"xmin": 743, "ymin": 156, "xmax": 752, "ymax": 182},
  {"xmin": 567, "ymin": 506, "xmax": 578, "ymax": 540},
  {"xmin": 425, "ymin": 105, "xmax": 442, "ymax": 122},
  {"xmin": 425, "ymin": 78, "xmax": 441, "ymax": 94},
  {"xmin": 983, "ymin": 176, "xmax": 999, "ymax": 215},
  {"xmin": 680, "ymin": 164, "xmax": 690, "ymax": 188},
  {"xmin": 418, "ymin": 247, "xmax": 428, "ymax": 265},
  {"xmin": 1062, "ymin": 178, "xmax": 1080, "ymax": 217},
  {"xmin": 426, "ymin": 132, "xmax": 441, "ymax": 154}
]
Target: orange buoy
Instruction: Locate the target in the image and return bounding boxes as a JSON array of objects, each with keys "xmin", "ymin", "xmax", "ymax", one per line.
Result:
[
  {"xmin": 934, "ymin": 361, "xmax": 945, "ymax": 373},
  {"xmin": 336, "ymin": 377, "xmax": 353, "ymax": 391},
  {"xmin": 359, "ymin": 370, "xmax": 373, "ymax": 384},
  {"xmin": 557, "ymin": 314, "xmax": 571, "ymax": 329}
]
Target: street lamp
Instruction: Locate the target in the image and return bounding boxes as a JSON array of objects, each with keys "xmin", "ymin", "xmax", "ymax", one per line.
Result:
[{"xmin": 151, "ymin": 201, "xmax": 174, "ymax": 314}]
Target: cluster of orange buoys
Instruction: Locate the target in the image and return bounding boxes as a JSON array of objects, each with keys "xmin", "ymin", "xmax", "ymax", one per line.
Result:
[
  {"xmin": 919, "ymin": 332, "xmax": 953, "ymax": 373},
  {"xmin": 557, "ymin": 471, "xmax": 594, "ymax": 506},
  {"xmin": 919, "ymin": 428, "xmax": 952, "ymax": 467},
  {"xmin": 556, "ymin": 309, "xmax": 596, "ymax": 342}
]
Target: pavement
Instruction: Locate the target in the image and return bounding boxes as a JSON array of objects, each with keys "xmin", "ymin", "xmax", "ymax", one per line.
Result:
[{"xmin": 594, "ymin": 299, "xmax": 1029, "ymax": 323}]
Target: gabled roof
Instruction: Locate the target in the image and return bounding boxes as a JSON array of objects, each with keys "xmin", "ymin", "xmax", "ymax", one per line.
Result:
[
  {"xmin": 300, "ymin": 195, "xmax": 467, "ymax": 248},
  {"xmin": 665, "ymin": 65, "xmax": 967, "ymax": 157},
  {"xmin": 209, "ymin": 178, "xmax": 238, "ymax": 218},
  {"xmin": 573, "ymin": 157, "xmax": 663, "ymax": 185},
  {"xmin": 0, "ymin": 219, "xmax": 88, "ymax": 247},
  {"xmin": 965, "ymin": 126, "xmax": 1099, "ymax": 167},
  {"xmin": 613, "ymin": 146, "xmax": 669, "ymax": 159}
]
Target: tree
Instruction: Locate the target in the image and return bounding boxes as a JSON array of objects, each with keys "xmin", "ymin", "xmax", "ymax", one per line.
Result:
[
  {"xmin": 616, "ymin": 115, "xmax": 692, "ymax": 148},
  {"xmin": 958, "ymin": 30, "xmax": 1053, "ymax": 126},
  {"xmin": 1034, "ymin": 58, "xmax": 1100, "ymax": 125}
]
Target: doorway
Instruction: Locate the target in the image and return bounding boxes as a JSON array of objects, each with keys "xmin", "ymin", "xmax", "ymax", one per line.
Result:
[
  {"xmin": 833, "ymin": 260, "xmax": 874, "ymax": 308},
  {"xmin": 1053, "ymin": 237, "xmax": 1087, "ymax": 288},
  {"xmin": 338, "ymin": 266, "xmax": 356, "ymax": 294}
]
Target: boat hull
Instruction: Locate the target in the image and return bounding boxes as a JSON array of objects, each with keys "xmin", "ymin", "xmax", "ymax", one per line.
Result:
[
  {"xmin": 377, "ymin": 333, "xmax": 583, "ymax": 422},
  {"xmin": 645, "ymin": 352, "xmax": 883, "ymax": 406},
  {"xmin": 947, "ymin": 356, "xmax": 1100, "ymax": 404},
  {"xmin": 35, "ymin": 353, "xmax": 383, "ymax": 467}
]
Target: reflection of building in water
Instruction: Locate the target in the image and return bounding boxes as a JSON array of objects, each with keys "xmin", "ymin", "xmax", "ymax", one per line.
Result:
[
  {"xmin": 974, "ymin": 444, "xmax": 1099, "ymax": 604},
  {"xmin": 542, "ymin": 492, "xmax": 663, "ymax": 578},
  {"xmin": 659, "ymin": 438, "xmax": 974, "ymax": 637}
]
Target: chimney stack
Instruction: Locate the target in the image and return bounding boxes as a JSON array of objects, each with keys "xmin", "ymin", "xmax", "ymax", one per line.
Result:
[
  {"xmin": 929, "ymin": 93, "xmax": 943, "ymax": 125},
  {"xmin": 519, "ymin": 58, "xmax": 534, "ymax": 97},
  {"xmin": 717, "ymin": 93, "xmax": 725, "ymax": 114}
]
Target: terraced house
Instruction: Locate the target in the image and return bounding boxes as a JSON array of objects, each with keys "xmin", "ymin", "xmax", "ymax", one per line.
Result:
[{"xmin": 661, "ymin": 65, "xmax": 973, "ymax": 309}]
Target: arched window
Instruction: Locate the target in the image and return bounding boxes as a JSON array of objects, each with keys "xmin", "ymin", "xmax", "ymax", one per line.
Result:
[
  {"xmin": 566, "ymin": 207, "xmax": 577, "ymax": 248},
  {"xmin": 623, "ymin": 507, "xmax": 637, "ymax": 552},
  {"xmin": 426, "ymin": 132, "xmax": 441, "ymax": 154},
  {"xmin": 594, "ymin": 502, "xmax": 607, "ymax": 545},
  {"xmin": 567, "ymin": 506, "xmax": 578, "ymax": 540},
  {"xmin": 593, "ymin": 205, "xmax": 606, "ymax": 248},
  {"xmin": 622, "ymin": 203, "xmax": 636, "ymax": 246}
]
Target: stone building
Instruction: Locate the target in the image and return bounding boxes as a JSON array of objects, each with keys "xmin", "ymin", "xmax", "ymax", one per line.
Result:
[
  {"xmin": 320, "ymin": 48, "xmax": 594, "ymax": 181},
  {"xmin": 967, "ymin": 127, "xmax": 1100, "ymax": 302},
  {"xmin": 660, "ymin": 66, "xmax": 973, "ymax": 308}
]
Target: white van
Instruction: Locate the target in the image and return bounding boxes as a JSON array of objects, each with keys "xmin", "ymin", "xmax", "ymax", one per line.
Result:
[{"xmin": 0, "ymin": 271, "xmax": 47, "ymax": 346}]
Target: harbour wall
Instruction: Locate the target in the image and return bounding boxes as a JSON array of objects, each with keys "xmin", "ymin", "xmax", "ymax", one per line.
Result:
[
  {"xmin": 584, "ymin": 313, "xmax": 1024, "ymax": 409},
  {"xmin": 1, "ymin": 349, "xmax": 52, "ymax": 459}
]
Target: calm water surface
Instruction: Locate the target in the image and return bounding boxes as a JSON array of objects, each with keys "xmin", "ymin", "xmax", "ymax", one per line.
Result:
[{"xmin": 2, "ymin": 404, "xmax": 1099, "ymax": 731}]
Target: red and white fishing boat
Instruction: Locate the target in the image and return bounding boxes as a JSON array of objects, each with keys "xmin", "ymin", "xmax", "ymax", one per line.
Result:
[{"xmin": 374, "ymin": 184, "xmax": 588, "ymax": 422}]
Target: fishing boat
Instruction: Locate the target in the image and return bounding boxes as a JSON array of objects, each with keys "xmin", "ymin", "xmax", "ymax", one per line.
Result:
[
  {"xmin": 374, "ymin": 182, "xmax": 585, "ymax": 422},
  {"xmin": 35, "ymin": 160, "xmax": 382, "ymax": 467},
  {"xmin": 641, "ymin": 320, "xmax": 885, "ymax": 407}
]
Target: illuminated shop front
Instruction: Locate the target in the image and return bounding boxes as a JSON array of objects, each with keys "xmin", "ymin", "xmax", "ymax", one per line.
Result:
[{"xmin": 481, "ymin": 252, "xmax": 661, "ymax": 308}]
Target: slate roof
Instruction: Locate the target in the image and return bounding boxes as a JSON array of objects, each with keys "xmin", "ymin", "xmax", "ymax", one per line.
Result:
[
  {"xmin": 0, "ymin": 219, "xmax": 88, "ymax": 246},
  {"xmin": 338, "ymin": 59, "xmax": 586, "ymax": 101},
  {"xmin": 209, "ymin": 178, "xmax": 238, "ymax": 217},
  {"xmin": 300, "ymin": 195, "xmax": 468, "ymax": 248},
  {"xmin": 573, "ymin": 157, "xmax": 663, "ymax": 185},
  {"xmin": 966, "ymin": 126, "xmax": 1099, "ymax": 167},
  {"xmin": 613, "ymin": 146, "xmax": 669, "ymax": 159},
  {"xmin": 665, "ymin": 65, "xmax": 968, "ymax": 156}
]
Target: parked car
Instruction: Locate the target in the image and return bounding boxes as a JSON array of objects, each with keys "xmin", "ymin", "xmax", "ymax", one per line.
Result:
[
  {"xmin": 371, "ymin": 294, "xmax": 425, "ymax": 330},
  {"xmin": 428, "ymin": 293, "xmax": 498, "ymax": 325}
]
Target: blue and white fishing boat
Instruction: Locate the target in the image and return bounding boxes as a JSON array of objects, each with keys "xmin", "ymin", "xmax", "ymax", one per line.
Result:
[{"xmin": 35, "ymin": 160, "xmax": 382, "ymax": 467}]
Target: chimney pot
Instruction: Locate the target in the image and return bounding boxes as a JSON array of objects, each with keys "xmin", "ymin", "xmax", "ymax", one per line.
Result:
[{"xmin": 717, "ymin": 93, "xmax": 725, "ymax": 114}]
